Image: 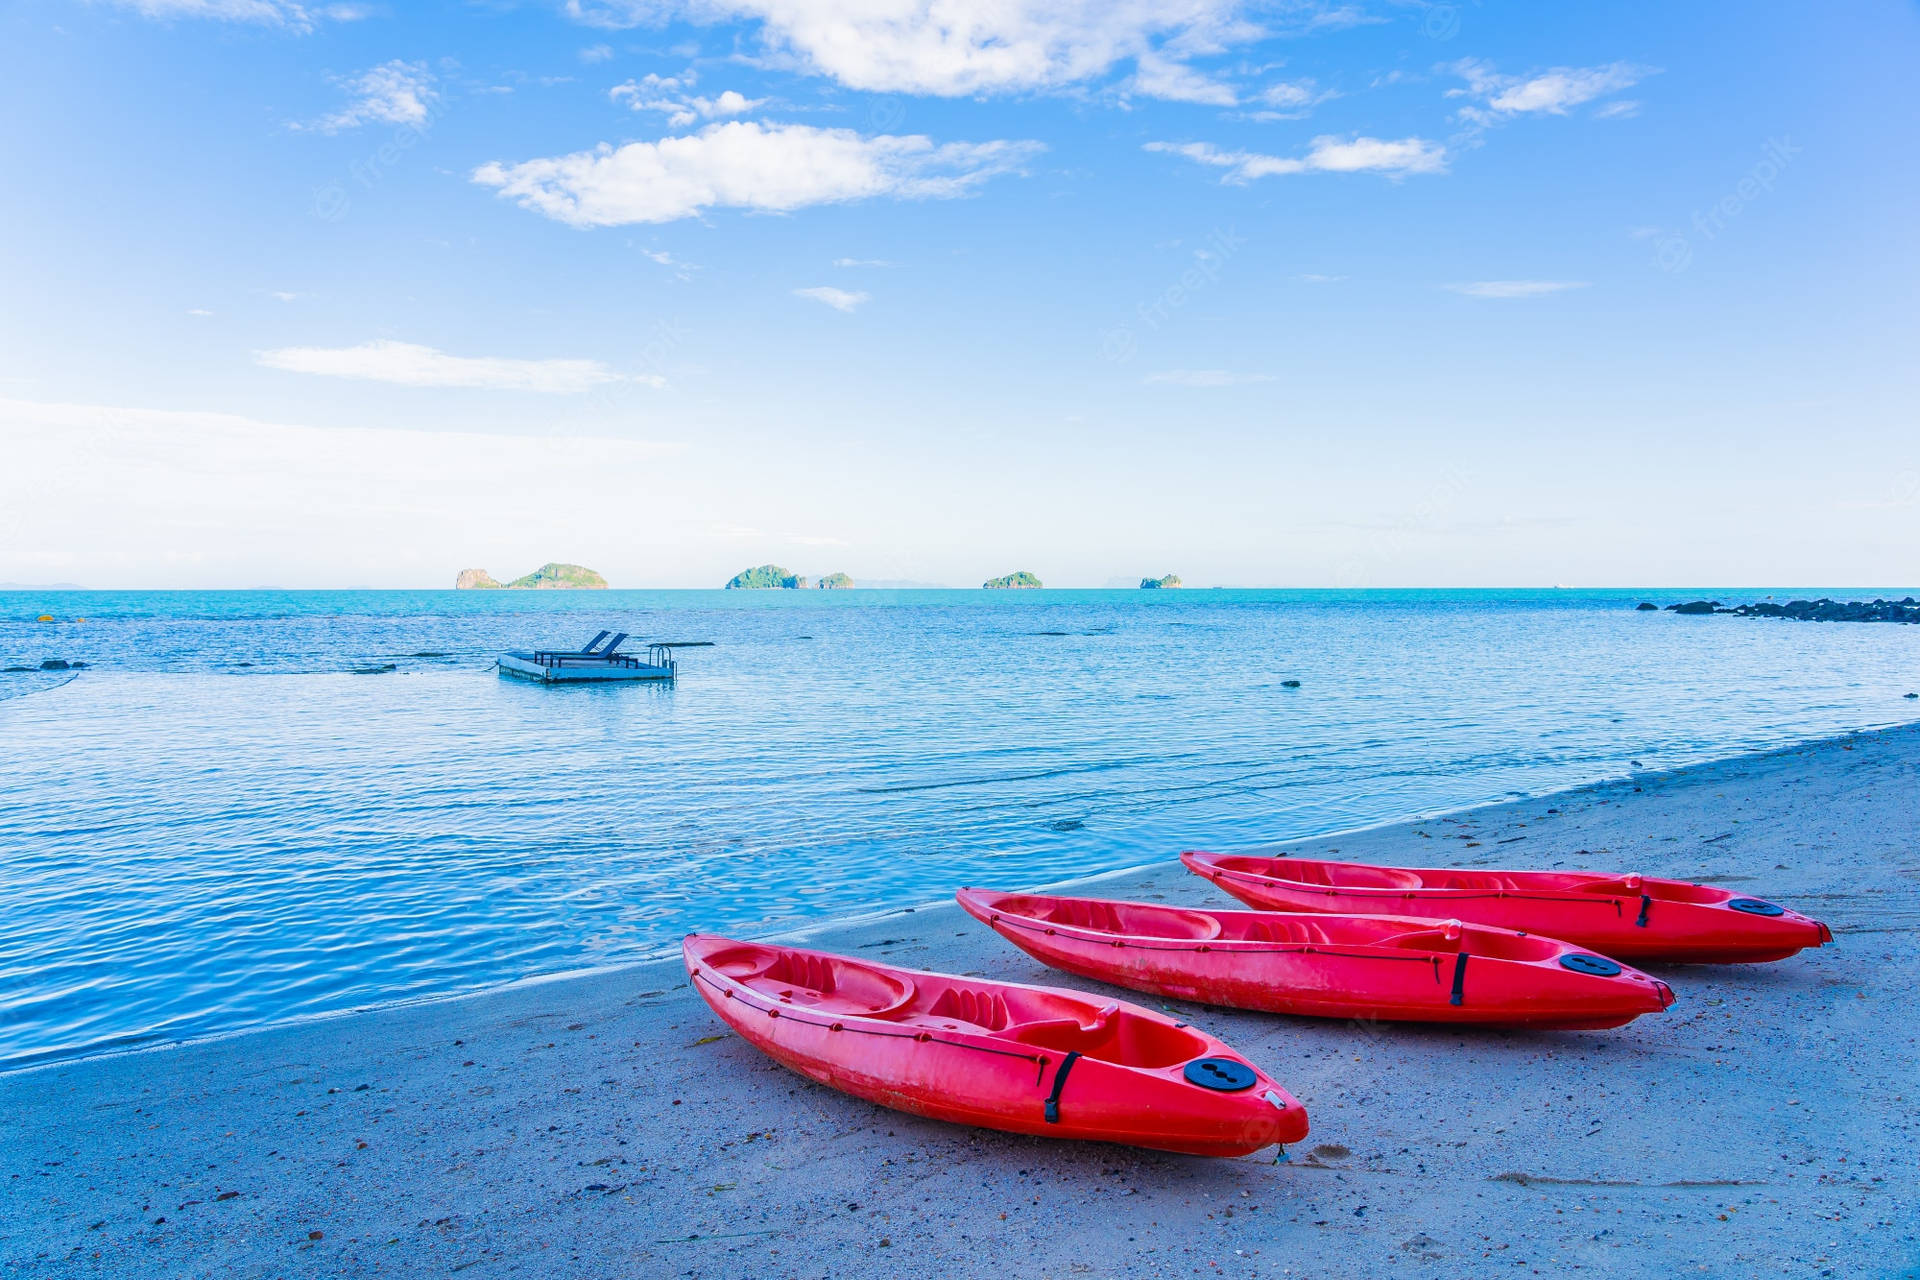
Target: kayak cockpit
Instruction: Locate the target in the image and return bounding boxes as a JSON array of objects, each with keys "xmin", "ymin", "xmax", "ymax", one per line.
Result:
[
  {"xmin": 982, "ymin": 893, "xmax": 1223, "ymax": 941},
  {"xmin": 691, "ymin": 936, "xmax": 1214, "ymax": 1065}
]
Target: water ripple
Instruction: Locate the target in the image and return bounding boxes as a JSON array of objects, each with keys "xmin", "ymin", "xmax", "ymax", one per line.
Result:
[{"xmin": 2, "ymin": 587, "xmax": 1917, "ymax": 1069}]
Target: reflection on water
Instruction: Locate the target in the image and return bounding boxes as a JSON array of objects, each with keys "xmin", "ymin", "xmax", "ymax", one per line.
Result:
[{"xmin": 1, "ymin": 588, "xmax": 1915, "ymax": 1068}]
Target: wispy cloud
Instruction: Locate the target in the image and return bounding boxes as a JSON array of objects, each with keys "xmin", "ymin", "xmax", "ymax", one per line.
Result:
[
  {"xmin": 1446, "ymin": 59, "xmax": 1652, "ymax": 122},
  {"xmin": 475, "ymin": 122, "xmax": 1042, "ymax": 227},
  {"xmin": 304, "ymin": 60, "xmax": 437, "ymax": 133},
  {"xmin": 833, "ymin": 257, "xmax": 891, "ymax": 268},
  {"xmin": 104, "ymin": 0, "xmax": 317, "ymax": 28},
  {"xmin": 1130, "ymin": 52, "xmax": 1239, "ymax": 106},
  {"xmin": 1244, "ymin": 78, "xmax": 1337, "ymax": 119},
  {"xmin": 1298, "ymin": 273, "xmax": 1346, "ymax": 283},
  {"xmin": 610, "ymin": 72, "xmax": 766, "ymax": 127},
  {"xmin": 794, "ymin": 286, "xmax": 869, "ymax": 312},
  {"xmin": 1444, "ymin": 280, "xmax": 1588, "ymax": 299},
  {"xmin": 255, "ymin": 340, "xmax": 659, "ymax": 392},
  {"xmin": 1144, "ymin": 369, "xmax": 1274, "ymax": 387},
  {"xmin": 580, "ymin": 43, "xmax": 615, "ymax": 63},
  {"xmin": 1146, "ymin": 134, "xmax": 1446, "ymax": 182},
  {"xmin": 563, "ymin": 0, "xmax": 1276, "ymax": 97},
  {"xmin": 186, "ymin": 308, "xmax": 214, "ymax": 317}
]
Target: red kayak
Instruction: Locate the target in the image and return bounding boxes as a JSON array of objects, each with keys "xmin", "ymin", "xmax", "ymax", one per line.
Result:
[
  {"xmin": 683, "ymin": 934, "xmax": 1307, "ymax": 1157},
  {"xmin": 1183, "ymin": 852, "xmax": 1833, "ymax": 964},
  {"xmin": 958, "ymin": 889, "xmax": 1674, "ymax": 1029}
]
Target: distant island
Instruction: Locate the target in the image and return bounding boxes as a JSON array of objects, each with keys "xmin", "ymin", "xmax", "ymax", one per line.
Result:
[
  {"xmin": 983, "ymin": 571, "xmax": 1042, "ymax": 589},
  {"xmin": 727, "ymin": 564, "xmax": 808, "ymax": 589},
  {"xmin": 816, "ymin": 573, "xmax": 855, "ymax": 589},
  {"xmin": 1139, "ymin": 574, "xmax": 1183, "ymax": 589},
  {"xmin": 455, "ymin": 563, "xmax": 607, "ymax": 590}
]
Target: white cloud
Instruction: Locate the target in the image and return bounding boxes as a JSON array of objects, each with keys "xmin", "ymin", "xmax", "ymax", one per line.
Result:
[
  {"xmin": 580, "ymin": 43, "xmax": 616, "ymax": 63},
  {"xmin": 566, "ymin": 0, "xmax": 1271, "ymax": 97},
  {"xmin": 640, "ymin": 247, "xmax": 700, "ymax": 279},
  {"xmin": 1447, "ymin": 59, "xmax": 1651, "ymax": 117},
  {"xmin": 1144, "ymin": 370, "xmax": 1273, "ymax": 387},
  {"xmin": 474, "ymin": 121, "xmax": 1042, "ymax": 227},
  {"xmin": 1444, "ymin": 280, "xmax": 1588, "ymax": 299},
  {"xmin": 1246, "ymin": 77, "xmax": 1335, "ymax": 118},
  {"xmin": 270, "ymin": 291, "xmax": 301, "ymax": 302},
  {"xmin": 795, "ymin": 286, "xmax": 869, "ymax": 312},
  {"xmin": 1130, "ymin": 52, "xmax": 1238, "ymax": 106},
  {"xmin": 1593, "ymin": 99, "xmax": 1640, "ymax": 120},
  {"xmin": 307, "ymin": 60, "xmax": 437, "ymax": 133},
  {"xmin": 610, "ymin": 72, "xmax": 767, "ymax": 127},
  {"xmin": 254, "ymin": 340, "xmax": 655, "ymax": 393},
  {"xmin": 833, "ymin": 257, "xmax": 892, "ymax": 267},
  {"xmin": 106, "ymin": 0, "xmax": 316, "ymax": 27},
  {"xmin": 1146, "ymin": 134, "xmax": 1447, "ymax": 182},
  {"xmin": 1298, "ymin": 273, "xmax": 1345, "ymax": 283}
]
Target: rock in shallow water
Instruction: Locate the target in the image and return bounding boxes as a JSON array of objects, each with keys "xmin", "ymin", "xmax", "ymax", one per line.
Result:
[{"xmin": 1664, "ymin": 597, "xmax": 1920, "ymax": 624}]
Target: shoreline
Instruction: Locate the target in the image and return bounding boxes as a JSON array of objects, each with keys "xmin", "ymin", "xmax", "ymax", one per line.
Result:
[
  {"xmin": 5, "ymin": 723, "xmax": 1918, "ymax": 1277},
  {"xmin": 8, "ymin": 715, "xmax": 1914, "ymax": 1081}
]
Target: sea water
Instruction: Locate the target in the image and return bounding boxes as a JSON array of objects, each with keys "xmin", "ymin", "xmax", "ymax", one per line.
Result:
[{"xmin": 3, "ymin": 587, "xmax": 1916, "ymax": 1069}]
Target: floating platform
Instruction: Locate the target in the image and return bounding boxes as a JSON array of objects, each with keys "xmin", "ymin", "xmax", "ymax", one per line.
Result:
[{"xmin": 498, "ymin": 631, "xmax": 678, "ymax": 683}]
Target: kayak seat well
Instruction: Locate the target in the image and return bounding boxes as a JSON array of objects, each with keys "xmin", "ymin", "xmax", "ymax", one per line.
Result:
[
  {"xmin": 1007, "ymin": 1007, "xmax": 1209, "ymax": 1068},
  {"xmin": 924, "ymin": 986, "xmax": 1013, "ymax": 1032},
  {"xmin": 1426, "ymin": 872, "xmax": 1527, "ymax": 891},
  {"xmin": 1023, "ymin": 896, "xmax": 1223, "ymax": 941},
  {"xmin": 751, "ymin": 950, "xmax": 918, "ymax": 1017},
  {"xmin": 1229, "ymin": 917, "xmax": 1335, "ymax": 946},
  {"xmin": 1378, "ymin": 925, "xmax": 1560, "ymax": 962},
  {"xmin": 1218, "ymin": 856, "xmax": 1422, "ymax": 890}
]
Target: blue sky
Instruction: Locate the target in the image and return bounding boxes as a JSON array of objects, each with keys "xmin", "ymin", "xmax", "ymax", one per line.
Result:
[{"xmin": 2, "ymin": 0, "xmax": 1916, "ymax": 588}]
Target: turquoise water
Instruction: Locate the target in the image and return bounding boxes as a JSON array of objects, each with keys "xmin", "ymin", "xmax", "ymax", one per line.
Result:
[{"xmin": 2, "ymin": 588, "xmax": 1916, "ymax": 1070}]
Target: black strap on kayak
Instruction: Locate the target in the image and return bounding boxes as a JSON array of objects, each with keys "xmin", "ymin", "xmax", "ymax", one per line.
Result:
[
  {"xmin": 1635, "ymin": 894, "xmax": 1652, "ymax": 928},
  {"xmin": 1044, "ymin": 1051, "xmax": 1082, "ymax": 1124},
  {"xmin": 1449, "ymin": 952, "xmax": 1469, "ymax": 1007}
]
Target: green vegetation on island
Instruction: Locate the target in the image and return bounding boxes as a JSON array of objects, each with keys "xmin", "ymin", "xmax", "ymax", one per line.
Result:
[
  {"xmin": 816, "ymin": 572, "xmax": 855, "ymax": 589},
  {"xmin": 726, "ymin": 564, "xmax": 808, "ymax": 589},
  {"xmin": 1139, "ymin": 574, "xmax": 1183, "ymax": 589},
  {"xmin": 455, "ymin": 563, "xmax": 608, "ymax": 590},
  {"xmin": 508, "ymin": 563, "xmax": 608, "ymax": 589},
  {"xmin": 982, "ymin": 571, "xmax": 1043, "ymax": 589}
]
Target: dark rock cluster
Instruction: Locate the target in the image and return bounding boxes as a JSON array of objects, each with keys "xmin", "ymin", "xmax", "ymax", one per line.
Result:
[{"xmin": 1661, "ymin": 597, "xmax": 1920, "ymax": 623}]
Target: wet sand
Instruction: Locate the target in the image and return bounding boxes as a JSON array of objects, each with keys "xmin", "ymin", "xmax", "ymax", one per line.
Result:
[{"xmin": 4, "ymin": 724, "xmax": 1917, "ymax": 1278}]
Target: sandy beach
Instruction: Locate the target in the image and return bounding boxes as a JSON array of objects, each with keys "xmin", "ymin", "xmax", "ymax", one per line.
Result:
[{"xmin": 4, "ymin": 723, "xmax": 1916, "ymax": 1279}]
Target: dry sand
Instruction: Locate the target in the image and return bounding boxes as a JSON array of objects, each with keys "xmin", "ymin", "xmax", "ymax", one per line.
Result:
[{"xmin": 4, "ymin": 724, "xmax": 1918, "ymax": 1279}]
